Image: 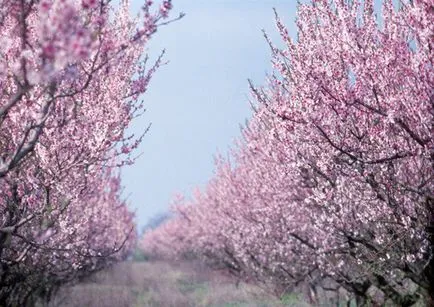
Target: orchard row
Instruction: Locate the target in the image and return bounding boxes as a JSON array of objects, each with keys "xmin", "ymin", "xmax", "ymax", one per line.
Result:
[
  {"xmin": 142, "ymin": 1, "xmax": 433, "ymax": 306},
  {"xmin": 0, "ymin": 0, "xmax": 177, "ymax": 305}
]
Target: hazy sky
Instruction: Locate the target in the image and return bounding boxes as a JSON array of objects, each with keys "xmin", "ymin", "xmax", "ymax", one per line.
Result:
[{"xmin": 123, "ymin": 0, "xmax": 300, "ymax": 230}]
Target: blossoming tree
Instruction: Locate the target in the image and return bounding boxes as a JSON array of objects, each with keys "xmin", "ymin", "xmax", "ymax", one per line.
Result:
[
  {"xmin": 142, "ymin": 0, "xmax": 433, "ymax": 305},
  {"xmin": 0, "ymin": 0, "xmax": 179, "ymax": 305}
]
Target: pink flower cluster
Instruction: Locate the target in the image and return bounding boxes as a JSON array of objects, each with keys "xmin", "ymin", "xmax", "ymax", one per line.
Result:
[
  {"xmin": 142, "ymin": 0, "xmax": 433, "ymax": 304},
  {"xmin": 0, "ymin": 0, "xmax": 174, "ymax": 304}
]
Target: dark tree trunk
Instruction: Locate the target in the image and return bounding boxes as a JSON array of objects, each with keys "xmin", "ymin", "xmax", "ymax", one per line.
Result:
[{"xmin": 425, "ymin": 195, "xmax": 434, "ymax": 307}]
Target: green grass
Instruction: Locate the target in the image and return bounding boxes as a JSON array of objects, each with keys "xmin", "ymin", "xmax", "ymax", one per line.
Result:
[{"xmin": 280, "ymin": 293, "xmax": 303, "ymax": 306}]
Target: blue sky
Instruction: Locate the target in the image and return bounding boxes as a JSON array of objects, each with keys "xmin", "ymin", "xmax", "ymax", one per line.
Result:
[{"xmin": 122, "ymin": 0, "xmax": 300, "ymax": 230}]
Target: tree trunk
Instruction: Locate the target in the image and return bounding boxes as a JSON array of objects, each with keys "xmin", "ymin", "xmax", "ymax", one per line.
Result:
[{"xmin": 425, "ymin": 195, "xmax": 434, "ymax": 307}]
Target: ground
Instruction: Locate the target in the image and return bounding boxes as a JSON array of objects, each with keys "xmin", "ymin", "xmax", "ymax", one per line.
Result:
[{"xmin": 49, "ymin": 260, "xmax": 312, "ymax": 307}]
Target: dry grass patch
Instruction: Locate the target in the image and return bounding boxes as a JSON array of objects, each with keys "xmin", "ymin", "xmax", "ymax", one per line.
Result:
[{"xmin": 50, "ymin": 260, "xmax": 303, "ymax": 307}]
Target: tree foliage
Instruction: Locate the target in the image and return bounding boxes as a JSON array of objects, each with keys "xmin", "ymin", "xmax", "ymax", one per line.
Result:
[
  {"xmin": 142, "ymin": 0, "xmax": 433, "ymax": 305},
  {"xmin": 0, "ymin": 0, "xmax": 178, "ymax": 305}
]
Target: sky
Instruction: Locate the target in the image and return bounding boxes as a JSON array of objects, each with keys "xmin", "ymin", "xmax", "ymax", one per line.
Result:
[{"xmin": 122, "ymin": 0, "xmax": 300, "ymax": 230}]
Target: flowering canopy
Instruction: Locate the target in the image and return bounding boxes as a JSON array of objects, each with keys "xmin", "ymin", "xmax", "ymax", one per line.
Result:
[
  {"xmin": 142, "ymin": 0, "xmax": 433, "ymax": 304},
  {"xmin": 0, "ymin": 0, "xmax": 178, "ymax": 305}
]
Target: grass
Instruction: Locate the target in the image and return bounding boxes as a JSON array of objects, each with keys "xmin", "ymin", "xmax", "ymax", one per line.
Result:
[{"xmin": 49, "ymin": 260, "xmax": 305, "ymax": 307}]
